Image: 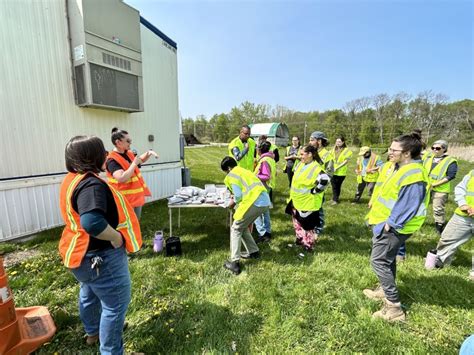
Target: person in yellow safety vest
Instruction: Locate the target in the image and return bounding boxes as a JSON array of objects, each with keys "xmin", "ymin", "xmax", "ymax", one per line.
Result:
[
  {"xmin": 423, "ymin": 139, "xmax": 458, "ymax": 234},
  {"xmin": 352, "ymin": 146, "xmax": 383, "ymax": 204},
  {"xmin": 59, "ymin": 135, "xmax": 142, "ymax": 353},
  {"xmin": 253, "ymin": 141, "xmax": 276, "ymax": 243},
  {"xmin": 256, "ymin": 135, "xmax": 280, "ymax": 163},
  {"xmin": 228, "ymin": 125, "xmax": 257, "ymax": 171},
  {"xmin": 432, "ymin": 169, "xmax": 474, "ymax": 270},
  {"xmin": 284, "ymin": 136, "xmax": 302, "ymax": 187},
  {"xmin": 221, "ymin": 156, "xmax": 271, "ymax": 275},
  {"xmin": 285, "ymin": 145, "xmax": 330, "ymax": 253},
  {"xmin": 309, "ymin": 131, "xmax": 332, "ymax": 236},
  {"xmin": 329, "ymin": 135, "xmax": 353, "ymax": 204},
  {"xmin": 363, "ymin": 131, "xmax": 429, "ymax": 322},
  {"xmin": 106, "ymin": 127, "xmax": 155, "ymax": 219}
]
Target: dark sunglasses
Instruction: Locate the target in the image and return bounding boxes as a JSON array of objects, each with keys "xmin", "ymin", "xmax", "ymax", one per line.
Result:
[{"xmin": 431, "ymin": 146, "xmax": 442, "ymax": 151}]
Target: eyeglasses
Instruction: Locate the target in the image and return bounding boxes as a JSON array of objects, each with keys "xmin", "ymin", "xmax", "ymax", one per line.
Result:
[
  {"xmin": 388, "ymin": 148, "xmax": 403, "ymax": 153},
  {"xmin": 431, "ymin": 146, "xmax": 442, "ymax": 151}
]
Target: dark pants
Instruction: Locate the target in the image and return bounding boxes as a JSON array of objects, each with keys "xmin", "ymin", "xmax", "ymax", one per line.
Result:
[
  {"xmin": 330, "ymin": 175, "xmax": 346, "ymax": 202},
  {"xmin": 287, "ymin": 168, "xmax": 294, "ymax": 187},
  {"xmin": 370, "ymin": 228, "xmax": 410, "ymax": 303},
  {"xmin": 354, "ymin": 180, "xmax": 376, "ymax": 201}
]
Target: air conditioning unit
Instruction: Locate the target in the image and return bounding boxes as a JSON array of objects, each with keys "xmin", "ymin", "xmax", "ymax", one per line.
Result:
[{"xmin": 67, "ymin": 0, "xmax": 144, "ymax": 112}]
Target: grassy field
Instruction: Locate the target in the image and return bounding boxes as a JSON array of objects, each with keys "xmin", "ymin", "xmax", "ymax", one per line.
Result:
[{"xmin": 2, "ymin": 146, "xmax": 473, "ymax": 354}]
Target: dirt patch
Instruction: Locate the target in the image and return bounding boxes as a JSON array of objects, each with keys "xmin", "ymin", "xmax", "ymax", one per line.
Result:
[{"xmin": 2, "ymin": 249, "xmax": 43, "ymax": 268}]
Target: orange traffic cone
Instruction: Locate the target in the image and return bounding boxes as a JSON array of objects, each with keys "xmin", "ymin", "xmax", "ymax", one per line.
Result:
[{"xmin": 0, "ymin": 256, "xmax": 56, "ymax": 354}]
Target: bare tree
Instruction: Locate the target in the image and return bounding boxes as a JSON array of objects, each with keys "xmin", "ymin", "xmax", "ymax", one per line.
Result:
[
  {"xmin": 409, "ymin": 91, "xmax": 449, "ymax": 142},
  {"xmin": 372, "ymin": 93, "xmax": 391, "ymax": 145}
]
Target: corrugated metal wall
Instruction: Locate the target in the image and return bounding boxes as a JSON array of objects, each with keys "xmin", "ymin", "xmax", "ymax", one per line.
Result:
[{"xmin": 0, "ymin": 0, "xmax": 182, "ymax": 240}]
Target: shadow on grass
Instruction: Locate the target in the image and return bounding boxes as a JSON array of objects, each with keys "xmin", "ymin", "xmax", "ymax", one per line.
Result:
[
  {"xmin": 401, "ymin": 274, "xmax": 474, "ymax": 309},
  {"xmin": 126, "ymin": 301, "xmax": 262, "ymax": 353}
]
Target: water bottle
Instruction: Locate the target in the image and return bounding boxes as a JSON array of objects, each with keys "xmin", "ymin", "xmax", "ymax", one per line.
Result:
[{"xmin": 153, "ymin": 231, "xmax": 164, "ymax": 253}]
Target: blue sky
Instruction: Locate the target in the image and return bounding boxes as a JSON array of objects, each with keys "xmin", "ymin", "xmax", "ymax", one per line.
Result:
[{"xmin": 126, "ymin": 0, "xmax": 473, "ymax": 118}]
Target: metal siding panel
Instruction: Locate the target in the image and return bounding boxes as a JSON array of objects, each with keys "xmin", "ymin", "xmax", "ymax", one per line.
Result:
[
  {"xmin": 0, "ymin": 166, "xmax": 181, "ymax": 241},
  {"xmin": 1, "ymin": 2, "xmax": 180, "ymax": 180}
]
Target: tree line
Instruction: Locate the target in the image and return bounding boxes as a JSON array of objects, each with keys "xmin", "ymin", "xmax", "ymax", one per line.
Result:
[{"xmin": 182, "ymin": 91, "xmax": 473, "ymax": 146}]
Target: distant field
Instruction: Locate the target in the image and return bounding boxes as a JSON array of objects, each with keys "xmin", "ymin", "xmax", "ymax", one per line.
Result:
[
  {"xmin": 449, "ymin": 144, "xmax": 474, "ymax": 162},
  {"xmin": 1, "ymin": 146, "xmax": 473, "ymax": 354}
]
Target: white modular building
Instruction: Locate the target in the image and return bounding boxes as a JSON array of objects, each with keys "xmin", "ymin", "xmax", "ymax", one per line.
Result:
[{"xmin": 0, "ymin": 0, "xmax": 182, "ymax": 241}]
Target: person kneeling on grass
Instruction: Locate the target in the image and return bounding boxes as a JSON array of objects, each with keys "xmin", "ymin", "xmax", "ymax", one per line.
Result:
[
  {"xmin": 364, "ymin": 131, "xmax": 429, "ymax": 322},
  {"xmin": 221, "ymin": 156, "xmax": 271, "ymax": 275},
  {"xmin": 285, "ymin": 145, "xmax": 329, "ymax": 254}
]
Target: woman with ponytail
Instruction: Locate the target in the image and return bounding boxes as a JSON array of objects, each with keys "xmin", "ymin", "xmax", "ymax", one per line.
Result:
[
  {"xmin": 286, "ymin": 145, "xmax": 330, "ymax": 253},
  {"xmin": 363, "ymin": 131, "xmax": 429, "ymax": 322}
]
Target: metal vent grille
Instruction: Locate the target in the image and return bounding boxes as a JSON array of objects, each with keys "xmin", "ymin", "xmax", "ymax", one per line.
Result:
[{"xmin": 102, "ymin": 52, "xmax": 131, "ymax": 71}]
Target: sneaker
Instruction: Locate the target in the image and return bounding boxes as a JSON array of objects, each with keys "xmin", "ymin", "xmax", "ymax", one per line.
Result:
[
  {"xmin": 372, "ymin": 298, "xmax": 406, "ymax": 322},
  {"xmin": 330, "ymin": 200, "xmax": 338, "ymax": 205},
  {"xmin": 241, "ymin": 251, "xmax": 261, "ymax": 259},
  {"xmin": 224, "ymin": 260, "xmax": 241, "ymax": 275},
  {"xmin": 256, "ymin": 233, "xmax": 271, "ymax": 244},
  {"xmin": 396, "ymin": 255, "xmax": 406, "ymax": 262},
  {"xmin": 363, "ymin": 286, "xmax": 385, "ymax": 300},
  {"xmin": 85, "ymin": 334, "xmax": 99, "ymax": 346}
]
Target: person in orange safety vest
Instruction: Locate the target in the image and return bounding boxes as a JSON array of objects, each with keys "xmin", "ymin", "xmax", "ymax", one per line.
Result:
[
  {"xmin": 106, "ymin": 127, "xmax": 157, "ymax": 219},
  {"xmin": 59, "ymin": 135, "xmax": 142, "ymax": 353}
]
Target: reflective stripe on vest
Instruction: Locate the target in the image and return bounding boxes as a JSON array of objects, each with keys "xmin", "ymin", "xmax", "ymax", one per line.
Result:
[
  {"xmin": 367, "ymin": 163, "xmax": 429, "ymax": 234},
  {"xmin": 332, "ymin": 147, "xmax": 353, "ymax": 176},
  {"xmin": 455, "ymin": 170, "xmax": 474, "ymax": 217},
  {"xmin": 59, "ymin": 173, "xmax": 142, "ymax": 268},
  {"xmin": 358, "ymin": 153, "xmax": 380, "ymax": 182},
  {"xmin": 370, "ymin": 162, "xmax": 395, "ymax": 206},
  {"xmin": 424, "ymin": 155, "xmax": 457, "ymax": 193},
  {"xmin": 228, "ymin": 137, "xmax": 256, "ymax": 171},
  {"xmin": 106, "ymin": 151, "xmax": 151, "ymax": 207},
  {"xmin": 254, "ymin": 156, "xmax": 276, "ymax": 189},
  {"xmin": 224, "ymin": 166, "xmax": 267, "ymax": 220},
  {"xmin": 289, "ymin": 161, "xmax": 323, "ymax": 211}
]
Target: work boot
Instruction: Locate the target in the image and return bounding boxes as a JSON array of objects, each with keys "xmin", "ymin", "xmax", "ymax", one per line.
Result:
[
  {"xmin": 435, "ymin": 222, "xmax": 445, "ymax": 235},
  {"xmin": 241, "ymin": 251, "xmax": 261, "ymax": 259},
  {"xmin": 363, "ymin": 286, "xmax": 385, "ymax": 300},
  {"xmin": 224, "ymin": 260, "xmax": 241, "ymax": 275},
  {"xmin": 372, "ymin": 298, "xmax": 406, "ymax": 322}
]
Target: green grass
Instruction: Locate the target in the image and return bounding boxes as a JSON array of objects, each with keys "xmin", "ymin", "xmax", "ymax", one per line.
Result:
[{"xmin": 3, "ymin": 147, "xmax": 473, "ymax": 354}]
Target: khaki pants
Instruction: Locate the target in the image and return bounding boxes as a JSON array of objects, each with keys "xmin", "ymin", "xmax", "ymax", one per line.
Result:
[
  {"xmin": 230, "ymin": 205, "xmax": 268, "ymax": 261},
  {"xmin": 432, "ymin": 191, "xmax": 448, "ymax": 224},
  {"xmin": 436, "ymin": 214, "xmax": 473, "ymax": 265}
]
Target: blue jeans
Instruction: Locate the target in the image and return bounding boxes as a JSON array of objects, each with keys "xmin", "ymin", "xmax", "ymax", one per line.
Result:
[
  {"xmin": 315, "ymin": 207, "xmax": 325, "ymax": 234},
  {"xmin": 254, "ymin": 208, "xmax": 271, "ymax": 236},
  {"xmin": 397, "ymin": 242, "xmax": 406, "ymax": 257},
  {"xmin": 71, "ymin": 246, "xmax": 131, "ymax": 355}
]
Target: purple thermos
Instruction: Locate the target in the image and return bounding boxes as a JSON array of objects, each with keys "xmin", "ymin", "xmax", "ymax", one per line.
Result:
[{"xmin": 153, "ymin": 231, "xmax": 164, "ymax": 253}]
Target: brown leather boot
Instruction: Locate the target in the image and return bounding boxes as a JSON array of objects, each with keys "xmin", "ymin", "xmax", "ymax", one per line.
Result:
[
  {"xmin": 372, "ymin": 298, "xmax": 406, "ymax": 322},
  {"xmin": 363, "ymin": 286, "xmax": 385, "ymax": 300}
]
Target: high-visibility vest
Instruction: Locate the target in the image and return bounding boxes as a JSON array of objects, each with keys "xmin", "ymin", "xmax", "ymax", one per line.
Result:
[
  {"xmin": 357, "ymin": 153, "xmax": 380, "ymax": 183},
  {"xmin": 228, "ymin": 137, "xmax": 256, "ymax": 171},
  {"xmin": 369, "ymin": 161, "xmax": 395, "ymax": 206},
  {"xmin": 106, "ymin": 151, "xmax": 151, "ymax": 207},
  {"xmin": 455, "ymin": 170, "xmax": 474, "ymax": 217},
  {"xmin": 289, "ymin": 161, "xmax": 324, "ymax": 211},
  {"xmin": 254, "ymin": 155, "xmax": 276, "ymax": 189},
  {"xmin": 421, "ymin": 150, "xmax": 432, "ymax": 162},
  {"xmin": 224, "ymin": 166, "xmax": 267, "ymax": 220},
  {"xmin": 59, "ymin": 173, "xmax": 142, "ymax": 268},
  {"xmin": 367, "ymin": 162, "xmax": 429, "ymax": 235},
  {"xmin": 423, "ymin": 155, "xmax": 457, "ymax": 193},
  {"xmin": 331, "ymin": 147, "xmax": 353, "ymax": 176}
]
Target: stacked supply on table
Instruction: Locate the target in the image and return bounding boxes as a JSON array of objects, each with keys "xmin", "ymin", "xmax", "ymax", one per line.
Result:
[{"xmin": 167, "ymin": 184, "xmax": 231, "ymax": 207}]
